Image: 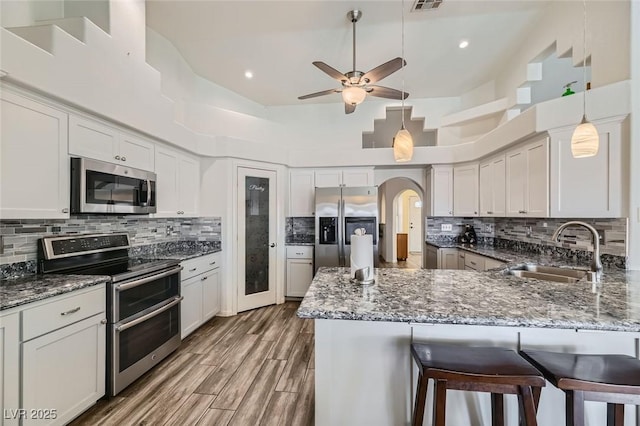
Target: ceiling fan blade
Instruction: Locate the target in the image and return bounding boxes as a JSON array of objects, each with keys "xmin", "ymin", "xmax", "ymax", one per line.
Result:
[
  {"xmin": 362, "ymin": 57, "xmax": 406, "ymax": 84},
  {"xmin": 313, "ymin": 61, "xmax": 347, "ymax": 82},
  {"xmin": 298, "ymin": 88, "xmax": 339, "ymax": 100},
  {"xmin": 345, "ymin": 103, "xmax": 356, "ymax": 114},
  {"xmin": 367, "ymin": 85, "xmax": 409, "ymax": 100}
]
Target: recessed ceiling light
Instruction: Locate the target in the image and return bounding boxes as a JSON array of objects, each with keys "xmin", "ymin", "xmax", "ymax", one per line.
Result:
[
  {"xmin": 244, "ymin": 70, "xmax": 253, "ymax": 79},
  {"xmin": 459, "ymin": 40, "xmax": 469, "ymax": 49}
]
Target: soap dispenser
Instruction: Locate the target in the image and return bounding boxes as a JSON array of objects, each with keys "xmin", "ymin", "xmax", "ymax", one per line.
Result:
[{"xmin": 562, "ymin": 81, "xmax": 578, "ymax": 97}]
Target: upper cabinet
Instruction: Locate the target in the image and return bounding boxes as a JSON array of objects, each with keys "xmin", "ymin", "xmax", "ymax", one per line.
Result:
[
  {"xmin": 289, "ymin": 170, "xmax": 315, "ymax": 216},
  {"xmin": 155, "ymin": 146, "xmax": 200, "ymax": 217},
  {"xmin": 548, "ymin": 118, "xmax": 627, "ymax": 218},
  {"xmin": 1, "ymin": 91, "xmax": 70, "ymax": 219},
  {"xmin": 479, "ymin": 154, "xmax": 506, "ymax": 217},
  {"xmin": 453, "ymin": 163, "xmax": 479, "ymax": 217},
  {"xmin": 314, "ymin": 168, "xmax": 374, "ymax": 188},
  {"xmin": 288, "ymin": 167, "xmax": 374, "ymax": 216},
  {"xmin": 426, "ymin": 165, "xmax": 453, "ymax": 216},
  {"xmin": 505, "ymin": 136, "xmax": 549, "ymax": 218},
  {"xmin": 69, "ymin": 115, "xmax": 155, "ymax": 171}
]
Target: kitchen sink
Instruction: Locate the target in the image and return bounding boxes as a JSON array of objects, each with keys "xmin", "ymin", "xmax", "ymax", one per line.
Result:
[{"xmin": 506, "ymin": 264, "xmax": 588, "ymax": 283}]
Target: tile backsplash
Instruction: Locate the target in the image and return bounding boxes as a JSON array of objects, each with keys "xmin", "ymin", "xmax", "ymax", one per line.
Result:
[
  {"xmin": 0, "ymin": 216, "xmax": 222, "ymax": 265},
  {"xmin": 426, "ymin": 216, "xmax": 627, "ymax": 257},
  {"xmin": 285, "ymin": 217, "xmax": 314, "ymax": 244}
]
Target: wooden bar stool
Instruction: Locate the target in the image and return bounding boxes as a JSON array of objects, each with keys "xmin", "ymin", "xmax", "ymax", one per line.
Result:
[
  {"xmin": 411, "ymin": 342, "xmax": 545, "ymax": 426},
  {"xmin": 520, "ymin": 349, "xmax": 640, "ymax": 426}
]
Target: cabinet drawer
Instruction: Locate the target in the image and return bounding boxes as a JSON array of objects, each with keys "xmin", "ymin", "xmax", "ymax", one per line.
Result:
[
  {"xmin": 286, "ymin": 246, "xmax": 313, "ymax": 259},
  {"xmin": 22, "ymin": 285, "xmax": 106, "ymax": 341},
  {"xmin": 181, "ymin": 252, "xmax": 221, "ymax": 281},
  {"xmin": 464, "ymin": 253, "xmax": 485, "ymax": 271}
]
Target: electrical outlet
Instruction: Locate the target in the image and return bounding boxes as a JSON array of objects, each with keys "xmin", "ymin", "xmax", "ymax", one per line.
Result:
[
  {"xmin": 484, "ymin": 224, "xmax": 494, "ymax": 233},
  {"xmin": 441, "ymin": 224, "xmax": 453, "ymax": 231}
]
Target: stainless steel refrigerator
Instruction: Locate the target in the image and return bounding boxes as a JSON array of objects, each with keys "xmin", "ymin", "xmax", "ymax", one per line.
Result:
[{"xmin": 315, "ymin": 186, "xmax": 378, "ymax": 271}]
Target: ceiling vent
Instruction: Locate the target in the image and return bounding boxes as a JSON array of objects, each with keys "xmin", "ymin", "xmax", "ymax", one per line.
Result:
[{"xmin": 411, "ymin": 0, "xmax": 443, "ymax": 12}]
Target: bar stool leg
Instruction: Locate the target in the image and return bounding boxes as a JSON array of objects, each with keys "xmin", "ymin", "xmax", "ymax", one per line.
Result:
[
  {"xmin": 517, "ymin": 386, "xmax": 538, "ymax": 426},
  {"xmin": 565, "ymin": 390, "xmax": 585, "ymax": 426},
  {"xmin": 412, "ymin": 373, "xmax": 428, "ymax": 426},
  {"xmin": 491, "ymin": 393, "xmax": 504, "ymax": 426},
  {"xmin": 432, "ymin": 379, "xmax": 447, "ymax": 426},
  {"xmin": 606, "ymin": 403, "xmax": 624, "ymax": 426}
]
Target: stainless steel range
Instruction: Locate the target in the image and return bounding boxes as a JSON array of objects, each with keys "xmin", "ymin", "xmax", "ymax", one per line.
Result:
[{"xmin": 38, "ymin": 233, "xmax": 183, "ymax": 396}]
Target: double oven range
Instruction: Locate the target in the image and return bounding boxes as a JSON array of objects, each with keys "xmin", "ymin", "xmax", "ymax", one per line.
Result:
[{"xmin": 38, "ymin": 233, "xmax": 183, "ymax": 396}]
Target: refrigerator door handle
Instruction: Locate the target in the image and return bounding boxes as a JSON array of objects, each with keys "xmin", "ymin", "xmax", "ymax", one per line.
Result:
[{"xmin": 338, "ymin": 198, "xmax": 345, "ymax": 266}]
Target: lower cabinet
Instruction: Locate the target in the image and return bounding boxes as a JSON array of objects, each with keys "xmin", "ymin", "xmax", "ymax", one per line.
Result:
[
  {"xmin": 6, "ymin": 285, "xmax": 107, "ymax": 426},
  {"xmin": 425, "ymin": 245, "xmax": 438, "ymax": 269},
  {"xmin": 286, "ymin": 246, "xmax": 314, "ymax": 297},
  {"xmin": 438, "ymin": 248, "xmax": 459, "ymax": 269},
  {"xmin": 181, "ymin": 252, "xmax": 222, "ymax": 339},
  {"xmin": 426, "ymin": 246, "xmax": 506, "ymax": 271},
  {"xmin": 0, "ymin": 312, "xmax": 19, "ymax": 426}
]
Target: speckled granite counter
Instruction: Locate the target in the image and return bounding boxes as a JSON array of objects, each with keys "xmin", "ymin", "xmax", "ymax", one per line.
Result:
[
  {"xmin": 129, "ymin": 240, "xmax": 221, "ymax": 261},
  {"xmin": 284, "ymin": 242, "xmax": 314, "ymax": 246},
  {"xmin": 1, "ymin": 274, "xmax": 109, "ymax": 311},
  {"xmin": 137, "ymin": 247, "xmax": 221, "ymax": 261},
  {"xmin": 298, "ymin": 267, "xmax": 640, "ymax": 332}
]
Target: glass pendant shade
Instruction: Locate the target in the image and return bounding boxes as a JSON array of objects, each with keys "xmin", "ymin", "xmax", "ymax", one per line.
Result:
[
  {"xmin": 341, "ymin": 86, "xmax": 366, "ymax": 105},
  {"xmin": 393, "ymin": 128, "xmax": 413, "ymax": 162},
  {"xmin": 571, "ymin": 116, "xmax": 599, "ymax": 158}
]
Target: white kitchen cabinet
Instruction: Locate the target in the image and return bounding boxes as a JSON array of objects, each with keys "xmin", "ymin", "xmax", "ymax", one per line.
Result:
[
  {"xmin": 453, "ymin": 163, "xmax": 479, "ymax": 217},
  {"xmin": 286, "ymin": 246, "xmax": 314, "ymax": 297},
  {"xmin": 181, "ymin": 252, "xmax": 222, "ymax": 339},
  {"xmin": 20, "ymin": 286, "xmax": 106, "ymax": 426},
  {"xmin": 438, "ymin": 248, "xmax": 459, "ymax": 269},
  {"xmin": 155, "ymin": 146, "xmax": 200, "ymax": 217},
  {"xmin": 505, "ymin": 136, "xmax": 549, "ymax": 217},
  {"xmin": 548, "ymin": 118, "xmax": 627, "ymax": 218},
  {"xmin": 342, "ymin": 168, "xmax": 374, "ymax": 187},
  {"xmin": 464, "ymin": 252, "xmax": 485, "ymax": 271},
  {"xmin": 426, "ymin": 165, "xmax": 454, "ymax": 217},
  {"xmin": 289, "ymin": 169, "xmax": 315, "ymax": 216},
  {"xmin": 69, "ymin": 115, "xmax": 155, "ymax": 171},
  {"xmin": 457, "ymin": 251, "xmax": 465, "ymax": 270},
  {"xmin": 314, "ymin": 168, "xmax": 374, "ymax": 188},
  {"xmin": 0, "ymin": 91, "xmax": 69, "ymax": 219},
  {"xmin": 0, "ymin": 312, "xmax": 19, "ymax": 426},
  {"xmin": 314, "ymin": 169, "xmax": 343, "ymax": 188},
  {"xmin": 479, "ymin": 154, "xmax": 506, "ymax": 217}
]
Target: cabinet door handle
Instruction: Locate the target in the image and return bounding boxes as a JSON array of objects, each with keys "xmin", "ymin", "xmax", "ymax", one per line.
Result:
[
  {"xmin": 61, "ymin": 306, "xmax": 81, "ymax": 316},
  {"xmin": 470, "ymin": 261, "xmax": 477, "ymax": 266},
  {"xmin": 296, "ymin": 252, "xmax": 303, "ymax": 255},
  {"xmin": 100, "ymin": 318, "xmax": 107, "ymax": 325},
  {"xmin": 269, "ymin": 243, "xmax": 276, "ymax": 248},
  {"xmin": 449, "ymin": 211, "xmax": 453, "ymax": 215},
  {"xmin": 115, "ymin": 155, "xmax": 121, "ymax": 160},
  {"xmin": 519, "ymin": 210, "xmax": 527, "ymax": 214},
  {"xmin": 308, "ymin": 262, "xmax": 313, "ymax": 265},
  {"xmin": 62, "ymin": 208, "xmax": 69, "ymax": 213},
  {"xmin": 210, "ymin": 261, "xmax": 216, "ymax": 265},
  {"xmin": 201, "ymin": 276, "xmax": 208, "ymax": 281},
  {"xmin": 189, "ymin": 268, "xmax": 197, "ymax": 272},
  {"xmin": 121, "ymin": 156, "xmax": 126, "ymax": 161},
  {"xmin": 474, "ymin": 211, "xmax": 477, "ymax": 214}
]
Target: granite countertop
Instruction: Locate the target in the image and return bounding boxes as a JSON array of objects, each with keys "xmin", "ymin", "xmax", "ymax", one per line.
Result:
[
  {"xmin": 140, "ymin": 247, "xmax": 222, "ymax": 261},
  {"xmin": 1, "ymin": 274, "xmax": 110, "ymax": 311},
  {"xmin": 298, "ymin": 267, "xmax": 640, "ymax": 332},
  {"xmin": 285, "ymin": 242, "xmax": 315, "ymax": 246}
]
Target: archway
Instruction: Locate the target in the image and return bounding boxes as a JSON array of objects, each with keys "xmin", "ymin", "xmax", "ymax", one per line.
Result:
[{"xmin": 377, "ymin": 177, "xmax": 424, "ymax": 267}]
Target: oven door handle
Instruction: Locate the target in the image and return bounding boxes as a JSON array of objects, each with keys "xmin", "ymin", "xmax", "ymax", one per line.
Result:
[
  {"xmin": 146, "ymin": 179, "xmax": 152, "ymax": 207},
  {"xmin": 115, "ymin": 266, "xmax": 183, "ymax": 292},
  {"xmin": 115, "ymin": 296, "xmax": 183, "ymax": 333}
]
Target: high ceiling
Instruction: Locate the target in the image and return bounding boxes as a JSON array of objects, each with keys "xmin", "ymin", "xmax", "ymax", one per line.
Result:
[{"xmin": 146, "ymin": 0, "xmax": 551, "ymax": 107}]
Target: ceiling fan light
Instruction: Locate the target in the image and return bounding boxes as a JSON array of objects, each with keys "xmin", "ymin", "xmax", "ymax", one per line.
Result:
[
  {"xmin": 342, "ymin": 86, "xmax": 367, "ymax": 105},
  {"xmin": 393, "ymin": 128, "xmax": 414, "ymax": 162},
  {"xmin": 571, "ymin": 117, "xmax": 599, "ymax": 158}
]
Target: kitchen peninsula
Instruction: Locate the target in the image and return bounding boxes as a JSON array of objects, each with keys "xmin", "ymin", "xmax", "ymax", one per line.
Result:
[{"xmin": 298, "ymin": 266, "xmax": 640, "ymax": 426}]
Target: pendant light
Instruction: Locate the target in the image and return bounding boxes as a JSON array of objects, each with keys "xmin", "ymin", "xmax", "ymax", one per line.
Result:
[
  {"xmin": 571, "ymin": 0, "xmax": 599, "ymax": 158},
  {"xmin": 393, "ymin": 0, "xmax": 413, "ymax": 162}
]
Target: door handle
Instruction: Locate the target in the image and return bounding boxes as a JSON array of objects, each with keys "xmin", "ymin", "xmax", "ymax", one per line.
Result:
[{"xmin": 269, "ymin": 243, "xmax": 276, "ymax": 248}]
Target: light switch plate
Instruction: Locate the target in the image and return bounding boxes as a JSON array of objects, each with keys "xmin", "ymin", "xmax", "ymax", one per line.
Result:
[{"xmin": 441, "ymin": 224, "xmax": 453, "ymax": 231}]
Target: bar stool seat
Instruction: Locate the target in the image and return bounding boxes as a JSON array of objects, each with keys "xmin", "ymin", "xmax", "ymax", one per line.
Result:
[
  {"xmin": 520, "ymin": 349, "xmax": 640, "ymax": 426},
  {"xmin": 411, "ymin": 342, "xmax": 545, "ymax": 426}
]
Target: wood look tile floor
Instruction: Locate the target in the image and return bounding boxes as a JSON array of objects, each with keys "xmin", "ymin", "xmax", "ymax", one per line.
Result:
[
  {"xmin": 71, "ymin": 301, "xmax": 314, "ymax": 426},
  {"xmin": 379, "ymin": 252, "xmax": 422, "ymax": 269}
]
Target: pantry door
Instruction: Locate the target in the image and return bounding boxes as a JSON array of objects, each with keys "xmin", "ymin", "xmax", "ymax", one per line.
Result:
[{"xmin": 237, "ymin": 167, "xmax": 277, "ymax": 312}]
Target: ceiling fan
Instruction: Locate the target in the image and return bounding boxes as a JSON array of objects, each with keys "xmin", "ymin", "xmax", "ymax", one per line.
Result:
[{"xmin": 298, "ymin": 10, "xmax": 409, "ymax": 114}]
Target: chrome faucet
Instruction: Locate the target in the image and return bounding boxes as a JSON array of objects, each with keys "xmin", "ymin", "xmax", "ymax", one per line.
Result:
[{"xmin": 551, "ymin": 221, "xmax": 602, "ymax": 283}]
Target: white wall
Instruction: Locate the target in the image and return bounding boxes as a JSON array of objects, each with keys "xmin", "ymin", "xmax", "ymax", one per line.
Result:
[{"xmin": 495, "ymin": 0, "xmax": 630, "ymax": 107}]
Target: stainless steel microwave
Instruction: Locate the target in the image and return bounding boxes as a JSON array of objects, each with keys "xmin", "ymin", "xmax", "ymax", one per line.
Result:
[{"xmin": 71, "ymin": 157, "xmax": 157, "ymax": 214}]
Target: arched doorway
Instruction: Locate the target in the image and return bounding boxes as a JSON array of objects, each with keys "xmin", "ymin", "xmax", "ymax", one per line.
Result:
[{"xmin": 377, "ymin": 177, "xmax": 424, "ymax": 268}]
